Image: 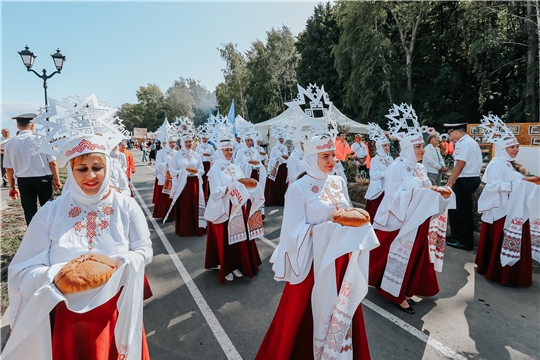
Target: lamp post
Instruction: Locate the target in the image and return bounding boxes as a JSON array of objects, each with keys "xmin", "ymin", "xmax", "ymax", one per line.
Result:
[{"xmin": 18, "ymin": 45, "xmax": 66, "ymax": 107}]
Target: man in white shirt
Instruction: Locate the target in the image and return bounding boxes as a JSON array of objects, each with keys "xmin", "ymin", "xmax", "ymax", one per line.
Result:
[
  {"xmin": 443, "ymin": 122, "xmax": 483, "ymax": 251},
  {"xmin": 351, "ymin": 134, "xmax": 369, "ymax": 178},
  {"xmin": 3, "ymin": 114, "xmax": 61, "ymax": 225},
  {"xmin": 140, "ymin": 139, "xmax": 148, "ymax": 162},
  {"xmin": 1, "ymin": 128, "xmax": 11, "ymax": 187}
]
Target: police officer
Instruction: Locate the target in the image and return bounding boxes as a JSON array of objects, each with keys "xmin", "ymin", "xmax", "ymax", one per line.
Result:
[
  {"xmin": 443, "ymin": 122, "xmax": 482, "ymax": 251},
  {"xmin": 3, "ymin": 113, "xmax": 61, "ymax": 225}
]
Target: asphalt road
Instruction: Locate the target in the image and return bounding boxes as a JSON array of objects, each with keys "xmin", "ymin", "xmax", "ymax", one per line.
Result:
[{"xmin": 2, "ymin": 151, "xmax": 539, "ymax": 360}]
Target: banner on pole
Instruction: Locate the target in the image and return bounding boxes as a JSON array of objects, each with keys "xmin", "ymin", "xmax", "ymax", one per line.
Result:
[{"xmin": 133, "ymin": 128, "xmax": 148, "ymax": 139}]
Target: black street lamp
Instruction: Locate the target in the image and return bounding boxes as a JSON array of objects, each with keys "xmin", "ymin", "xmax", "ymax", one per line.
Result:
[{"xmin": 18, "ymin": 45, "xmax": 66, "ymax": 107}]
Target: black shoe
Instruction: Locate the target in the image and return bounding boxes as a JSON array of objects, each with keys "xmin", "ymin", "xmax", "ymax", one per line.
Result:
[
  {"xmin": 406, "ymin": 298, "xmax": 417, "ymax": 305},
  {"xmin": 399, "ymin": 305, "xmax": 415, "ymax": 314},
  {"xmin": 447, "ymin": 241, "xmax": 472, "ymax": 251}
]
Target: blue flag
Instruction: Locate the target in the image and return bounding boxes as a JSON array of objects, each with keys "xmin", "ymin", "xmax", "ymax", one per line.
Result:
[{"xmin": 228, "ymin": 99, "xmax": 235, "ymax": 125}]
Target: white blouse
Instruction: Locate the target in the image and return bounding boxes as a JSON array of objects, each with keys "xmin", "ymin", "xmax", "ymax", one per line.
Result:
[
  {"xmin": 365, "ymin": 155, "xmax": 392, "ymax": 200},
  {"xmin": 478, "ymin": 157, "xmax": 525, "ymax": 223},
  {"xmin": 286, "ymin": 150, "xmax": 305, "ymax": 184},
  {"xmin": 168, "ymin": 149, "xmax": 204, "ymax": 177},
  {"xmin": 155, "ymin": 148, "xmax": 176, "ymax": 184},
  {"xmin": 195, "ymin": 142, "xmax": 215, "ymax": 163}
]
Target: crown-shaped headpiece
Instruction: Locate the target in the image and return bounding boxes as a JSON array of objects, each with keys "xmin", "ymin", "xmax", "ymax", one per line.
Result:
[
  {"xmin": 284, "ymin": 84, "xmax": 339, "ymax": 155},
  {"xmin": 172, "ymin": 116, "xmax": 195, "ymax": 140},
  {"xmin": 31, "ymin": 94, "xmax": 129, "ymax": 165},
  {"xmin": 479, "ymin": 114, "xmax": 518, "ymax": 148},
  {"xmin": 385, "ymin": 103, "xmax": 423, "ymax": 149},
  {"xmin": 367, "ymin": 123, "xmax": 389, "ymax": 145},
  {"xmin": 197, "ymin": 123, "xmax": 211, "ymax": 139},
  {"xmin": 235, "ymin": 117, "xmax": 258, "ymax": 142}
]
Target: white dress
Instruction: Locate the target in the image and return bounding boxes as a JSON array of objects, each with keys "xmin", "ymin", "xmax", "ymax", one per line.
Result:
[
  {"xmin": 6, "ymin": 190, "xmax": 152, "ymax": 360},
  {"xmin": 286, "ymin": 150, "xmax": 305, "ymax": 184},
  {"xmin": 365, "ymin": 155, "xmax": 392, "ymax": 200}
]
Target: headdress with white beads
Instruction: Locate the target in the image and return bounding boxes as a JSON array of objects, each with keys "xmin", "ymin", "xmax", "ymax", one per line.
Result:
[
  {"xmin": 207, "ymin": 115, "xmax": 235, "ymax": 150},
  {"xmin": 197, "ymin": 123, "xmax": 211, "ymax": 139},
  {"xmin": 384, "ymin": 103, "xmax": 423, "ymax": 150},
  {"xmin": 172, "ymin": 116, "xmax": 195, "ymax": 141}
]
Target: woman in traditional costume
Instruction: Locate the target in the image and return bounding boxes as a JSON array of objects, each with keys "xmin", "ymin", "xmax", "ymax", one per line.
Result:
[
  {"xmin": 234, "ymin": 123, "xmax": 267, "ymax": 193},
  {"xmin": 5, "ymin": 98, "xmax": 153, "ymax": 360},
  {"xmin": 264, "ymin": 127, "xmax": 289, "ymax": 206},
  {"xmin": 369, "ymin": 103, "xmax": 455, "ymax": 314},
  {"xmin": 286, "ymin": 141, "xmax": 305, "ymax": 184},
  {"xmin": 475, "ymin": 115, "xmax": 539, "ymax": 288},
  {"xmin": 203, "ymin": 123, "xmax": 265, "ymax": 283},
  {"xmin": 257, "ymin": 84, "xmax": 379, "ymax": 360},
  {"xmin": 168, "ymin": 117, "xmax": 206, "ymax": 237},
  {"xmin": 195, "ymin": 124, "xmax": 215, "ymax": 202},
  {"xmin": 255, "ymin": 136, "xmax": 268, "ymax": 168},
  {"xmin": 364, "ymin": 123, "xmax": 392, "ymax": 223},
  {"xmin": 152, "ymin": 137, "xmax": 178, "ymax": 221}
]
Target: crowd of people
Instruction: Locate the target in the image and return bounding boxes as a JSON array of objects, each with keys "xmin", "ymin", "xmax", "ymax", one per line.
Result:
[{"xmin": 2, "ymin": 89, "xmax": 538, "ymax": 359}]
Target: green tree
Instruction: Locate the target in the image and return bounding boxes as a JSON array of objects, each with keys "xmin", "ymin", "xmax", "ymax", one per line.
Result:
[
  {"xmin": 216, "ymin": 43, "xmax": 248, "ymax": 119},
  {"xmin": 296, "ymin": 2, "xmax": 348, "ymax": 113}
]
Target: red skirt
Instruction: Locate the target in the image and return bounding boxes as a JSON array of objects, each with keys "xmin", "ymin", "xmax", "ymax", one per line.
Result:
[
  {"xmin": 364, "ymin": 193, "xmax": 384, "ymax": 224},
  {"xmin": 475, "ymin": 218, "xmax": 532, "ymax": 287},
  {"xmin": 152, "ymin": 178, "xmax": 159, "ymax": 204},
  {"xmin": 202, "ymin": 161, "xmax": 211, "ymax": 202},
  {"xmin": 204, "ymin": 205, "xmax": 262, "ymax": 284},
  {"xmin": 255, "ymin": 255, "xmax": 371, "ymax": 360},
  {"xmin": 152, "ymin": 186, "xmax": 174, "ymax": 220},
  {"xmin": 50, "ymin": 291, "xmax": 151, "ymax": 360},
  {"xmin": 264, "ymin": 163, "xmax": 288, "ymax": 206},
  {"xmin": 369, "ymin": 218, "xmax": 439, "ymax": 304},
  {"xmin": 174, "ymin": 176, "xmax": 206, "ymax": 237}
]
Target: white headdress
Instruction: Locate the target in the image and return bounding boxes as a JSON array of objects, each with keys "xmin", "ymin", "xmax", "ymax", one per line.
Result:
[
  {"xmin": 479, "ymin": 114, "xmax": 518, "ymax": 148},
  {"xmin": 208, "ymin": 115, "xmax": 235, "ymax": 150},
  {"xmin": 31, "ymin": 94, "xmax": 129, "ymax": 166},
  {"xmin": 367, "ymin": 122, "xmax": 389, "ymax": 146},
  {"xmin": 285, "ymin": 84, "xmax": 339, "ymax": 155},
  {"xmin": 385, "ymin": 103, "xmax": 423, "ymax": 150},
  {"xmin": 197, "ymin": 123, "xmax": 211, "ymax": 139},
  {"xmin": 235, "ymin": 118, "xmax": 257, "ymax": 142},
  {"xmin": 155, "ymin": 118, "xmax": 176, "ymax": 143},
  {"xmin": 172, "ymin": 116, "xmax": 195, "ymax": 141}
]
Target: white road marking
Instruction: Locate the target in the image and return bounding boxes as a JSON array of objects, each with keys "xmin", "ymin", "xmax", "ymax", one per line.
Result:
[
  {"xmin": 133, "ymin": 153, "xmax": 465, "ymax": 359},
  {"xmin": 258, "ymin": 230, "xmax": 466, "ymax": 360},
  {"xmin": 131, "ymin": 185, "xmax": 242, "ymax": 360}
]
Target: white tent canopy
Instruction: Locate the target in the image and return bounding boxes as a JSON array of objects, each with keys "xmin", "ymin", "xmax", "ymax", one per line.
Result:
[{"xmin": 253, "ymin": 107, "xmax": 368, "ymax": 150}]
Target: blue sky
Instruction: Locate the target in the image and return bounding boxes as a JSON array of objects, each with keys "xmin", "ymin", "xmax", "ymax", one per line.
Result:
[{"xmin": 2, "ymin": 1, "xmax": 320, "ymax": 134}]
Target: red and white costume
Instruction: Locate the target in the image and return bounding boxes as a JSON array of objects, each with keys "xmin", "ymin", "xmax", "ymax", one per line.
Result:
[
  {"xmin": 364, "ymin": 123, "xmax": 391, "ymax": 222},
  {"xmin": 152, "ymin": 140, "xmax": 177, "ymax": 220}
]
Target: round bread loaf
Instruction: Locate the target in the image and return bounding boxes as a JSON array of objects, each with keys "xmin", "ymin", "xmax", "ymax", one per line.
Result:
[
  {"xmin": 203, "ymin": 153, "xmax": 211, "ymax": 157},
  {"xmin": 428, "ymin": 185, "xmax": 452, "ymax": 198},
  {"xmin": 186, "ymin": 167, "xmax": 198, "ymax": 174},
  {"xmin": 248, "ymin": 160, "xmax": 260, "ymax": 165},
  {"xmin": 55, "ymin": 254, "xmax": 117, "ymax": 294},
  {"xmin": 238, "ymin": 178, "xmax": 258, "ymax": 189},
  {"xmin": 332, "ymin": 208, "xmax": 370, "ymax": 227},
  {"xmin": 259, "ymin": 151, "xmax": 266, "ymax": 156},
  {"xmin": 525, "ymin": 176, "xmax": 540, "ymax": 185},
  {"xmin": 282, "ymin": 155, "xmax": 289, "ymax": 160}
]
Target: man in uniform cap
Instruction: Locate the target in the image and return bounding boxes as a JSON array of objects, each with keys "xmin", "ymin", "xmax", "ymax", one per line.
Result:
[
  {"xmin": 3, "ymin": 113, "xmax": 61, "ymax": 225},
  {"xmin": 443, "ymin": 122, "xmax": 482, "ymax": 251}
]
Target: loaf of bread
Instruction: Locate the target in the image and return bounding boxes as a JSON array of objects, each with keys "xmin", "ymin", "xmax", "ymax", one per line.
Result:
[
  {"xmin": 332, "ymin": 208, "xmax": 370, "ymax": 227},
  {"xmin": 186, "ymin": 167, "xmax": 198, "ymax": 174},
  {"xmin": 259, "ymin": 151, "xmax": 266, "ymax": 156},
  {"xmin": 525, "ymin": 176, "xmax": 540, "ymax": 185},
  {"xmin": 55, "ymin": 254, "xmax": 117, "ymax": 294},
  {"xmin": 238, "ymin": 178, "xmax": 258, "ymax": 189},
  {"xmin": 282, "ymin": 155, "xmax": 289, "ymax": 160},
  {"xmin": 428, "ymin": 185, "xmax": 452, "ymax": 198},
  {"xmin": 203, "ymin": 153, "xmax": 211, "ymax": 157},
  {"xmin": 248, "ymin": 160, "xmax": 260, "ymax": 165}
]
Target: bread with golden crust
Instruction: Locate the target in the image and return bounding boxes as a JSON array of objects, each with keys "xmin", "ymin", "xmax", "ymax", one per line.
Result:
[
  {"xmin": 186, "ymin": 166, "xmax": 198, "ymax": 174},
  {"xmin": 428, "ymin": 185, "xmax": 452, "ymax": 198},
  {"xmin": 282, "ymin": 155, "xmax": 289, "ymax": 160},
  {"xmin": 238, "ymin": 178, "xmax": 258, "ymax": 189},
  {"xmin": 332, "ymin": 208, "xmax": 370, "ymax": 227},
  {"xmin": 203, "ymin": 153, "xmax": 211, "ymax": 157},
  {"xmin": 248, "ymin": 160, "xmax": 260, "ymax": 165},
  {"xmin": 55, "ymin": 254, "xmax": 117, "ymax": 294}
]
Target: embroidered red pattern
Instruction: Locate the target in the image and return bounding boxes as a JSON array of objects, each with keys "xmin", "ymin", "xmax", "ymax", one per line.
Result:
[
  {"xmin": 65, "ymin": 139, "xmax": 106, "ymax": 157},
  {"xmin": 68, "ymin": 206, "xmax": 82, "ymax": 218},
  {"xmin": 315, "ymin": 139, "xmax": 334, "ymax": 150},
  {"xmin": 73, "ymin": 207, "xmax": 113, "ymax": 251}
]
